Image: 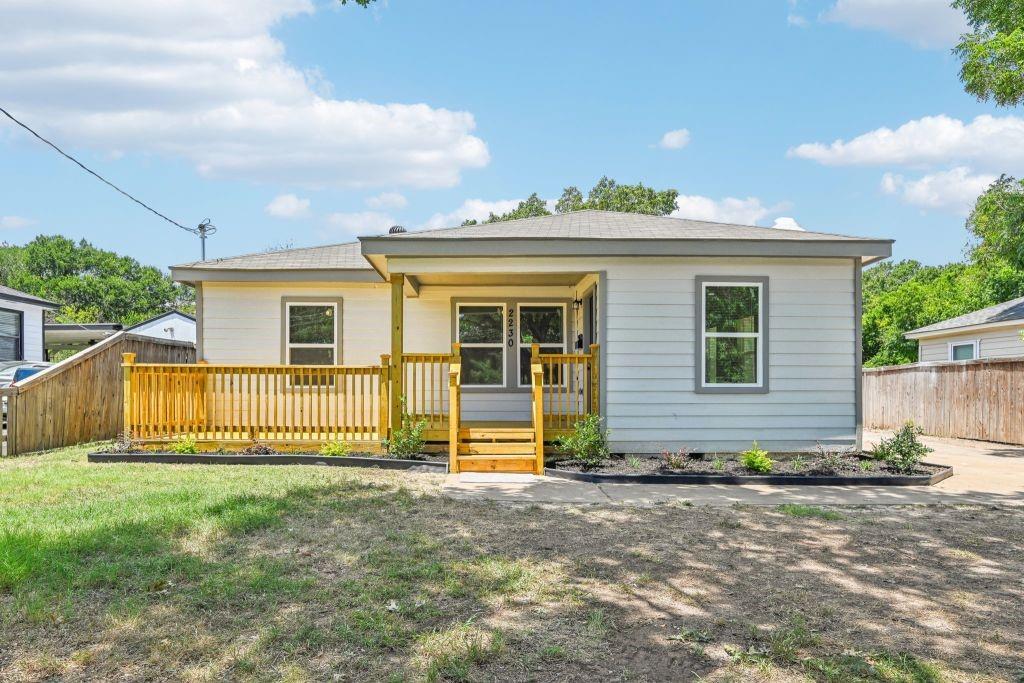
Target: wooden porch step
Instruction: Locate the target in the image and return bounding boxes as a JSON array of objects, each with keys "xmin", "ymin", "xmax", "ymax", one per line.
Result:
[
  {"xmin": 458, "ymin": 428, "xmax": 534, "ymax": 441},
  {"xmin": 457, "ymin": 455, "xmax": 538, "ymax": 473},
  {"xmin": 457, "ymin": 442, "xmax": 536, "ymax": 456},
  {"xmin": 456, "ymin": 453, "xmax": 535, "ymax": 461}
]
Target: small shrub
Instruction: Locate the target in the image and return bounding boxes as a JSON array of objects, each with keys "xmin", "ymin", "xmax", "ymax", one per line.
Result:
[
  {"xmin": 661, "ymin": 446, "xmax": 691, "ymax": 470},
  {"xmin": 711, "ymin": 456, "xmax": 726, "ymax": 471},
  {"xmin": 859, "ymin": 459, "xmax": 876, "ymax": 471},
  {"xmin": 872, "ymin": 422, "xmax": 932, "ymax": 474},
  {"xmin": 109, "ymin": 431, "xmax": 138, "ymax": 454},
  {"xmin": 814, "ymin": 443, "xmax": 847, "ymax": 475},
  {"xmin": 740, "ymin": 442, "xmax": 773, "ymax": 473},
  {"xmin": 319, "ymin": 441, "xmax": 352, "ymax": 457},
  {"xmin": 170, "ymin": 435, "xmax": 199, "ymax": 454},
  {"xmin": 382, "ymin": 396, "xmax": 427, "ymax": 459},
  {"xmin": 790, "ymin": 455, "xmax": 806, "ymax": 472},
  {"xmin": 555, "ymin": 414, "xmax": 610, "ymax": 469},
  {"xmin": 240, "ymin": 441, "xmax": 277, "ymax": 455},
  {"xmin": 627, "ymin": 456, "xmax": 643, "ymax": 470}
]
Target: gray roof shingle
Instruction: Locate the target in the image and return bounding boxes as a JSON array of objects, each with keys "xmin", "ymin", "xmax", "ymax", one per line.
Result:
[
  {"xmin": 0, "ymin": 285, "xmax": 59, "ymax": 308},
  {"xmin": 173, "ymin": 210, "xmax": 887, "ymax": 272},
  {"xmin": 174, "ymin": 241, "xmax": 369, "ymax": 271},
  {"xmin": 907, "ymin": 295, "xmax": 1024, "ymax": 336},
  {"xmin": 384, "ymin": 209, "xmax": 877, "ymax": 242}
]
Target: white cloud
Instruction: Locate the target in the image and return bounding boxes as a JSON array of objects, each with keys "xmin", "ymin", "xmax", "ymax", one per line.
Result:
[
  {"xmin": 420, "ymin": 198, "xmax": 525, "ymax": 230},
  {"xmin": 265, "ymin": 193, "xmax": 310, "ymax": 219},
  {"xmin": 771, "ymin": 216, "xmax": 804, "ymax": 230},
  {"xmin": 881, "ymin": 167, "xmax": 996, "ymax": 215},
  {"xmin": 365, "ymin": 192, "xmax": 408, "ymax": 210},
  {"xmin": 787, "ymin": 14, "xmax": 809, "ymax": 28},
  {"xmin": 822, "ymin": 0, "xmax": 968, "ymax": 48},
  {"xmin": 321, "ymin": 210, "xmax": 396, "ymax": 241},
  {"xmin": 673, "ymin": 195, "xmax": 788, "ymax": 225},
  {"xmin": 0, "ymin": 0, "xmax": 488, "ymax": 188},
  {"xmin": 0, "ymin": 216, "xmax": 34, "ymax": 229},
  {"xmin": 657, "ymin": 129, "xmax": 691, "ymax": 150},
  {"xmin": 788, "ymin": 114, "xmax": 1024, "ymax": 170}
]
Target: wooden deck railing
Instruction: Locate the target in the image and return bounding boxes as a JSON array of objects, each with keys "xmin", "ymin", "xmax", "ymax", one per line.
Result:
[
  {"xmin": 448, "ymin": 360, "xmax": 461, "ymax": 472},
  {"xmin": 401, "ymin": 344, "xmax": 458, "ymax": 431},
  {"xmin": 531, "ymin": 361, "xmax": 545, "ymax": 474},
  {"xmin": 123, "ymin": 355, "xmax": 389, "ymax": 443},
  {"xmin": 532, "ymin": 343, "xmax": 600, "ymax": 431}
]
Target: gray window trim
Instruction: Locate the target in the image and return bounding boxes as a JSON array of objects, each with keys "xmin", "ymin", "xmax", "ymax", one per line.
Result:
[
  {"xmin": 0, "ymin": 307, "xmax": 25, "ymax": 362},
  {"xmin": 451, "ymin": 296, "xmax": 574, "ymax": 393},
  {"xmin": 694, "ymin": 276, "xmax": 769, "ymax": 395},
  {"xmin": 280, "ymin": 296, "xmax": 344, "ymax": 366}
]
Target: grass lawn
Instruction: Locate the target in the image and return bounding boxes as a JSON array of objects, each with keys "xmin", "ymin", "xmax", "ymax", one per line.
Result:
[{"xmin": 1, "ymin": 446, "xmax": 1022, "ymax": 682}]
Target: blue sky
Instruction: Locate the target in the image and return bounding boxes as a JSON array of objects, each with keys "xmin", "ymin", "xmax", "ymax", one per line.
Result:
[{"xmin": 1, "ymin": 0, "xmax": 1014, "ymax": 269}]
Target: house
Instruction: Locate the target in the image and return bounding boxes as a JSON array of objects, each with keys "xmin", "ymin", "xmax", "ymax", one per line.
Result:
[
  {"xmin": 154, "ymin": 210, "xmax": 891, "ymax": 471},
  {"xmin": 905, "ymin": 296, "xmax": 1024, "ymax": 362},
  {"xmin": 126, "ymin": 310, "xmax": 196, "ymax": 344},
  {"xmin": 0, "ymin": 285, "xmax": 58, "ymax": 362}
]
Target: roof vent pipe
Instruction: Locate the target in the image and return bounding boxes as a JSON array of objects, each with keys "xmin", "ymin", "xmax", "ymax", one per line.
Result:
[{"xmin": 388, "ymin": 225, "xmax": 406, "ymax": 234}]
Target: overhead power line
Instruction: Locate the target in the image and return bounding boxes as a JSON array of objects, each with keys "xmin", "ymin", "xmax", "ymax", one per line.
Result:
[{"xmin": 0, "ymin": 105, "xmax": 215, "ymax": 259}]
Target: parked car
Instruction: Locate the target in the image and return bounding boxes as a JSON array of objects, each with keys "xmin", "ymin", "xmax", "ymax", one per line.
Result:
[{"xmin": 0, "ymin": 361, "xmax": 51, "ymax": 388}]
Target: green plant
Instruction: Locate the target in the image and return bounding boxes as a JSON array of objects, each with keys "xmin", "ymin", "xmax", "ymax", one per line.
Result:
[
  {"xmin": 790, "ymin": 455, "xmax": 806, "ymax": 472},
  {"xmin": 779, "ymin": 504, "xmax": 843, "ymax": 521},
  {"xmin": 169, "ymin": 435, "xmax": 199, "ymax": 454},
  {"xmin": 859, "ymin": 459, "xmax": 876, "ymax": 472},
  {"xmin": 381, "ymin": 396, "xmax": 427, "ymax": 459},
  {"xmin": 555, "ymin": 414, "xmax": 609, "ymax": 469},
  {"xmin": 872, "ymin": 422, "xmax": 932, "ymax": 474},
  {"xmin": 661, "ymin": 447, "xmax": 690, "ymax": 470},
  {"xmin": 240, "ymin": 441, "xmax": 277, "ymax": 455},
  {"xmin": 319, "ymin": 441, "xmax": 352, "ymax": 457},
  {"xmin": 740, "ymin": 442, "xmax": 773, "ymax": 473},
  {"xmin": 814, "ymin": 443, "xmax": 847, "ymax": 475},
  {"xmin": 711, "ymin": 456, "xmax": 726, "ymax": 471},
  {"xmin": 109, "ymin": 431, "xmax": 138, "ymax": 454},
  {"xmin": 626, "ymin": 456, "xmax": 643, "ymax": 470}
]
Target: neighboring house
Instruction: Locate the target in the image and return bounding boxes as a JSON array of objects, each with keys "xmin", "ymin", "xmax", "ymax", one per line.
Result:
[
  {"xmin": 126, "ymin": 310, "xmax": 196, "ymax": 343},
  {"xmin": 169, "ymin": 210, "xmax": 891, "ymax": 457},
  {"xmin": 905, "ymin": 295, "xmax": 1024, "ymax": 362},
  {"xmin": 0, "ymin": 285, "xmax": 58, "ymax": 362}
]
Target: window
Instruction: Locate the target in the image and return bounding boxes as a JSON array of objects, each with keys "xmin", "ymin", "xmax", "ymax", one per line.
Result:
[
  {"xmin": 457, "ymin": 304, "xmax": 505, "ymax": 386},
  {"xmin": 286, "ymin": 302, "xmax": 338, "ymax": 366},
  {"xmin": 949, "ymin": 341, "xmax": 978, "ymax": 361},
  {"xmin": 0, "ymin": 309, "xmax": 23, "ymax": 362},
  {"xmin": 699, "ymin": 280, "xmax": 765, "ymax": 390},
  {"xmin": 517, "ymin": 304, "xmax": 566, "ymax": 386}
]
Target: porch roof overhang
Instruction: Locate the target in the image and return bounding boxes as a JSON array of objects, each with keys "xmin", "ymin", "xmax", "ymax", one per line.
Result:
[{"xmin": 359, "ymin": 236, "xmax": 893, "ymax": 279}]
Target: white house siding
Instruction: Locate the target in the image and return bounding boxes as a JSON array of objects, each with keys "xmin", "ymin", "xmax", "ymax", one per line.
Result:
[
  {"xmin": 0, "ymin": 299, "xmax": 48, "ymax": 362},
  {"xmin": 199, "ymin": 257, "xmax": 857, "ymax": 451},
  {"xmin": 385, "ymin": 256, "xmax": 858, "ymax": 453},
  {"xmin": 917, "ymin": 327, "xmax": 1024, "ymax": 362}
]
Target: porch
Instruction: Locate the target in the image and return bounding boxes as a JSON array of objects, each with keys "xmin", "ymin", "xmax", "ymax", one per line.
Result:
[{"xmin": 120, "ymin": 341, "xmax": 599, "ymax": 474}]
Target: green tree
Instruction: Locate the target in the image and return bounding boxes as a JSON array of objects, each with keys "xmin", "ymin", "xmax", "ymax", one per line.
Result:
[
  {"xmin": 954, "ymin": 0, "xmax": 1024, "ymax": 106},
  {"xmin": 966, "ymin": 174, "xmax": 1024, "ymax": 269},
  {"xmin": 0, "ymin": 235, "xmax": 193, "ymax": 325},
  {"xmin": 462, "ymin": 177, "xmax": 679, "ymax": 226}
]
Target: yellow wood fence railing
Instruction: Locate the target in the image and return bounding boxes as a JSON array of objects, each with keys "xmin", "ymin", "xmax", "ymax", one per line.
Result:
[
  {"xmin": 400, "ymin": 344, "xmax": 459, "ymax": 431},
  {"xmin": 448, "ymin": 361, "xmax": 461, "ymax": 472},
  {"xmin": 122, "ymin": 353, "xmax": 389, "ymax": 443},
  {"xmin": 531, "ymin": 361, "xmax": 545, "ymax": 475},
  {"xmin": 531, "ymin": 343, "xmax": 600, "ymax": 431}
]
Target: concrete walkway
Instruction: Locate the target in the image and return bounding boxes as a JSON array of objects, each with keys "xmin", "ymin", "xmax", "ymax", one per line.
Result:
[{"xmin": 441, "ymin": 431, "xmax": 1024, "ymax": 506}]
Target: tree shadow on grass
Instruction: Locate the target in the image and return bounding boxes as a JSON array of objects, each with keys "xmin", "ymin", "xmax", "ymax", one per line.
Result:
[{"xmin": 3, "ymin": 471, "xmax": 1023, "ymax": 681}]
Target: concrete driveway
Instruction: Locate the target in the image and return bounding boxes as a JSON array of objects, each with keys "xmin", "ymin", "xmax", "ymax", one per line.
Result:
[{"xmin": 441, "ymin": 430, "xmax": 1024, "ymax": 506}]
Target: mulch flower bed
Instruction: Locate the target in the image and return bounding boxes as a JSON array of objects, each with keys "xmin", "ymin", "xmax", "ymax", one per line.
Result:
[{"xmin": 551, "ymin": 452, "xmax": 942, "ymax": 478}]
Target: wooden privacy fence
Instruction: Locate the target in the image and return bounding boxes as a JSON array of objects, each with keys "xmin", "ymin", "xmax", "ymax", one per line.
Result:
[
  {"xmin": 124, "ymin": 355, "xmax": 390, "ymax": 443},
  {"xmin": 2, "ymin": 332, "xmax": 195, "ymax": 455},
  {"xmin": 863, "ymin": 357, "xmax": 1024, "ymax": 445}
]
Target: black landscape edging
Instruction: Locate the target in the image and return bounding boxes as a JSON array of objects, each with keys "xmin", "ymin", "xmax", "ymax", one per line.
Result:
[
  {"xmin": 545, "ymin": 462, "xmax": 953, "ymax": 486},
  {"xmin": 88, "ymin": 452, "xmax": 448, "ymax": 473}
]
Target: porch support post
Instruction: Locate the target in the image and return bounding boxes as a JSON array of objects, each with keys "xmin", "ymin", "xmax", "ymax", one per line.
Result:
[
  {"xmin": 122, "ymin": 352, "xmax": 136, "ymax": 438},
  {"xmin": 389, "ymin": 273, "xmax": 404, "ymax": 436}
]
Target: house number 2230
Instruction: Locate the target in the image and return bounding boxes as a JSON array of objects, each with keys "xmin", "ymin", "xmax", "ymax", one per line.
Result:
[{"xmin": 507, "ymin": 309, "xmax": 515, "ymax": 347}]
